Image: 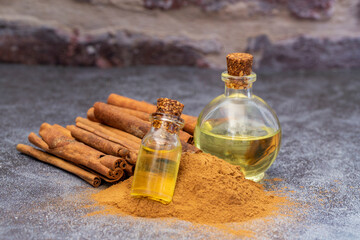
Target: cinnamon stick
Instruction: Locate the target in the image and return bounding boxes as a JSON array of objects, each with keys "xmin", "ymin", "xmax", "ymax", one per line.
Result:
[
  {"xmin": 180, "ymin": 131, "xmax": 193, "ymax": 144},
  {"xmin": 119, "ymin": 158, "xmax": 135, "ymax": 176},
  {"xmin": 79, "ymin": 166, "xmax": 125, "ymax": 183},
  {"xmin": 110, "ymin": 107, "xmax": 193, "ymax": 143},
  {"xmin": 67, "ymin": 125, "xmax": 138, "ymax": 165},
  {"xmin": 108, "ymin": 94, "xmax": 156, "ymax": 113},
  {"xmin": 28, "ymin": 123, "xmax": 124, "ymax": 180},
  {"xmin": 16, "ymin": 144, "xmax": 101, "ymax": 187},
  {"xmin": 87, "ymin": 107, "xmax": 100, "ymax": 123},
  {"xmin": 76, "ymin": 118, "xmax": 140, "ymax": 151},
  {"xmin": 107, "ymin": 94, "xmax": 198, "ymax": 135},
  {"xmin": 93, "ymin": 102, "xmax": 193, "ymax": 143},
  {"xmin": 181, "ymin": 140, "xmax": 202, "ymax": 153},
  {"xmin": 94, "ymin": 102, "xmax": 151, "ymax": 139},
  {"xmin": 76, "ymin": 117, "xmax": 142, "ymax": 145},
  {"xmin": 67, "ymin": 125, "xmax": 129, "ymax": 157},
  {"xmin": 52, "ymin": 124, "xmax": 74, "ymax": 139},
  {"xmin": 100, "ymin": 124, "xmax": 142, "ymax": 145},
  {"xmin": 182, "ymin": 115, "xmax": 197, "ymax": 136},
  {"xmin": 75, "ymin": 122, "xmax": 138, "ymax": 164},
  {"xmin": 104, "ymin": 106, "xmax": 150, "ymax": 122}
]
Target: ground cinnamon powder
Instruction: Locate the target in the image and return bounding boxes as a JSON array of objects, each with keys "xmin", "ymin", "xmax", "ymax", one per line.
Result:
[{"xmin": 90, "ymin": 152, "xmax": 291, "ymax": 224}]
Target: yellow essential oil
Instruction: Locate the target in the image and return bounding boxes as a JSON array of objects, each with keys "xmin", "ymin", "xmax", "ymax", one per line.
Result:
[
  {"xmin": 195, "ymin": 121, "xmax": 281, "ymax": 182},
  {"xmin": 131, "ymin": 144, "xmax": 182, "ymax": 204}
]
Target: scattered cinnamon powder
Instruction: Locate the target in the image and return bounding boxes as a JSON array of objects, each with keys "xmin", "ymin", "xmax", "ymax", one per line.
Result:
[
  {"xmin": 90, "ymin": 152, "xmax": 292, "ymax": 224},
  {"xmin": 272, "ymin": 178, "xmax": 283, "ymax": 182}
]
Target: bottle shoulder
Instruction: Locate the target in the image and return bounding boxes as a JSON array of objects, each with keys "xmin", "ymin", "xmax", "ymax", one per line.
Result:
[
  {"xmin": 199, "ymin": 94, "xmax": 273, "ymax": 116},
  {"xmin": 197, "ymin": 94, "xmax": 280, "ymax": 132}
]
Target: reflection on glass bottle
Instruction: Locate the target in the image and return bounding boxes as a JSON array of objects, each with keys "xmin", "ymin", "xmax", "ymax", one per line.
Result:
[
  {"xmin": 194, "ymin": 53, "xmax": 281, "ymax": 182},
  {"xmin": 131, "ymin": 98, "xmax": 184, "ymax": 204}
]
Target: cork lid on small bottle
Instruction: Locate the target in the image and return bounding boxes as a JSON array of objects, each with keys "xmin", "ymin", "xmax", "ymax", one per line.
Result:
[
  {"xmin": 226, "ymin": 53, "xmax": 253, "ymax": 76},
  {"xmin": 152, "ymin": 98, "xmax": 184, "ymax": 133},
  {"xmin": 156, "ymin": 98, "xmax": 184, "ymax": 117}
]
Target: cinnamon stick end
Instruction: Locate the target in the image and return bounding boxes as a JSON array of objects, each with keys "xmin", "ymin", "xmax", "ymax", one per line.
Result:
[{"xmin": 87, "ymin": 107, "xmax": 100, "ymax": 122}]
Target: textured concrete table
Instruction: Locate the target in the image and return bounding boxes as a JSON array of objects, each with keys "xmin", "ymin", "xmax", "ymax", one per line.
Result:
[{"xmin": 1, "ymin": 65, "xmax": 359, "ymax": 239}]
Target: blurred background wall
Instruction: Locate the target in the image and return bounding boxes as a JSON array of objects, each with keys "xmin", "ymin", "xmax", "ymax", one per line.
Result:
[{"xmin": 0, "ymin": 0, "xmax": 359, "ymax": 71}]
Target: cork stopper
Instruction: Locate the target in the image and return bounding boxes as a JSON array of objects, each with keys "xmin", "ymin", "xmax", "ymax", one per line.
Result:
[
  {"xmin": 152, "ymin": 98, "xmax": 184, "ymax": 133},
  {"xmin": 156, "ymin": 98, "xmax": 184, "ymax": 117},
  {"xmin": 226, "ymin": 53, "xmax": 253, "ymax": 76}
]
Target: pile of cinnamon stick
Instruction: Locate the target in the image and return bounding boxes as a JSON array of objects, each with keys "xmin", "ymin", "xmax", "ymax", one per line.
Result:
[{"xmin": 17, "ymin": 94, "xmax": 199, "ymax": 187}]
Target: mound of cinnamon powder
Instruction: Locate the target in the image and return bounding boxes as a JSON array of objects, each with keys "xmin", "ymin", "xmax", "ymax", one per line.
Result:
[{"xmin": 91, "ymin": 152, "xmax": 290, "ymax": 224}]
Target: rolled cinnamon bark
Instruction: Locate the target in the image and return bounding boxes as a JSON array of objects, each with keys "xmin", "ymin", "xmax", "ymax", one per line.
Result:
[
  {"xmin": 28, "ymin": 123, "xmax": 124, "ymax": 180},
  {"xmin": 108, "ymin": 94, "xmax": 156, "ymax": 113},
  {"xmin": 106, "ymin": 106, "xmax": 150, "ymax": 122},
  {"xmin": 94, "ymin": 102, "xmax": 151, "ymax": 139},
  {"xmin": 109, "ymin": 107, "xmax": 193, "ymax": 143},
  {"xmin": 67, "ymin": 125, "xmax": 138, "ymax": 165},
  {"xmin": 93, "ymin": 102, "xmax": 193, "ymax": 143},
  {"xmin": 119, "ymin": 158, "xmax": 135, "ymax": 176},
  {"xmin": 87, "ymin": 107, "xmax": 100, "ymax": 123},
  {"xmin": 76, "ymin": 118, "xmax": 140, "ymax": 151},
  {"xmin": 182, "ymin": 116, "xmax": 197, "ymax": 136},
  {"xmin": 179, "ymin": 131, "xmax": 193, "ymax": 144},
  {"xmin": 79, "ymin": 166, "xmax": 125, "ymax": 183},
  {"xmin": 181, "ymin": 140, "xmax": 202, "ymax": 153},
  {"xmin": 96, "ymin": 105, "xmax": 193, "ymax": 142},
  {"xmin": 101, "ymin": 124, "xmax": 142, "ymax": 145},
  {"xmin": 67, "ymin": 125, "xmax": 129, "ymax": 157},
  {"xmin": 52, "ymin": 124, "xmax": 74, "ymax": 139},
  {"xmin": 76, "ymin": 117, "xmax": 142, "ymax": 145},
  {"xmin": 16, "ymin": 144, "xmax": 101, "ymax": 187},
  {"xmin": 75, "ymin": 122, "xmax": 138, "ymax": 164},
  {"xmin": 107, "ymin": 94, "xmax": 198, "ymax": 135}
]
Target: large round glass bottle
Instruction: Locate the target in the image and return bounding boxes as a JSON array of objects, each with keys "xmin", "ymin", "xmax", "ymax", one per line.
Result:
[{"xmin": 194, "ymin": 71, "xmax": 281, "ymax": 182}]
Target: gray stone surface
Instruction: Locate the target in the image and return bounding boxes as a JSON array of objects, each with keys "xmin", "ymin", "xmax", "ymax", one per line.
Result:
[
  {"xmin": 247, "ymin": 35, "xmax": 360, "ymax": 72},
  {"xmin": 0, "ymin": 64, "xmax": 360, "ymax": 239}
]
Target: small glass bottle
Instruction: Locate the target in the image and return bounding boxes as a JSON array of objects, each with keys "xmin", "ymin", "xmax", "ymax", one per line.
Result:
[
  {"xmin": 194, "ymin": 53, "xmax": 281, "ymax": 182},
  {"xmin": 131, "ymin": 98, "xmax": 184, "ymax": 204}
]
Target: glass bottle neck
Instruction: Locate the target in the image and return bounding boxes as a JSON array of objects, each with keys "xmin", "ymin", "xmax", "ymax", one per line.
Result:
[
  {"xmin": 150, "ymin": 113, "xmax": 184, "ymax": 135},
  {"xmin": 225, "ymin": 84, "xmax": 253, "ymax": 98},
  {"xmin": 150, "ymin": 125, "xmax": 180, "ymax": 135},
  {"xmin": 221, "ymin": 71, "xmax": 256, "ymax": 98}
]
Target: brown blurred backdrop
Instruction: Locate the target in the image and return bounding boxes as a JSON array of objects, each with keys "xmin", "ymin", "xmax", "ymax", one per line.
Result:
[{"xmin": 0, "ymin": 0, "xmax": 359, "ymax": 71}]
